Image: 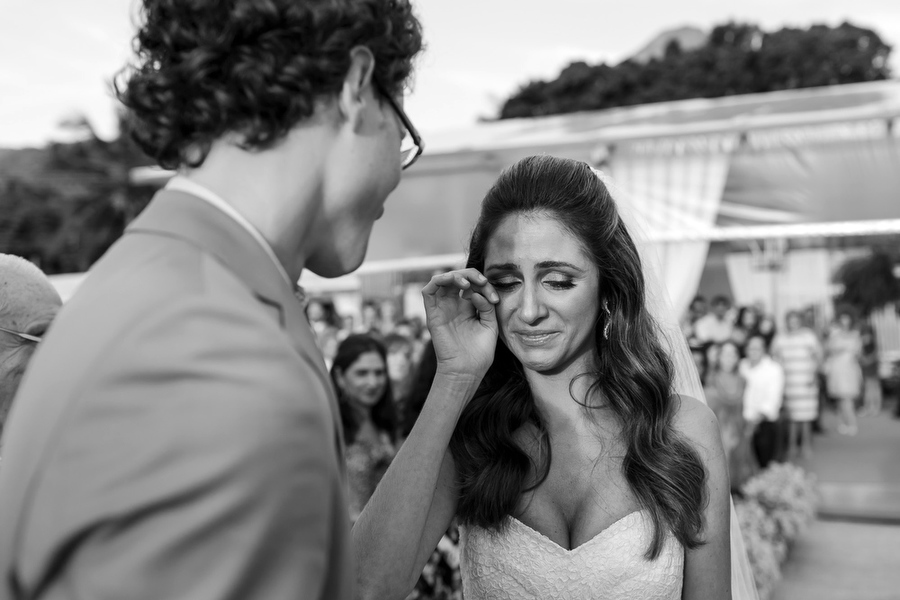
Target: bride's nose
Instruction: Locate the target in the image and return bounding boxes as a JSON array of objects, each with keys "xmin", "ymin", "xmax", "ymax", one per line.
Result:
[{"xmin": 518, "ymin": 284, "xmax": 549, "ymax": 324}]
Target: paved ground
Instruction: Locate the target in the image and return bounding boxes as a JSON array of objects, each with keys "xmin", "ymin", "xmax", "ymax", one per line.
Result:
[
  {"xmin": 772, "ymin": 520, "xmax": 900, "ymax": 600},
  {"xmin": 771, "ymin": 400, "xmax": 900, "ymax": 600},
  {"xmin": 800, "ymin": 405, "xmax": 900, "ymax": 521}
]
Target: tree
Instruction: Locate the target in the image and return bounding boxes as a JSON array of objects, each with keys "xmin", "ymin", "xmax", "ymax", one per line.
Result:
[
  {"xmin": 834, "ymin": 249, "xmax": 900, "ymax": 316},
  {"xmin": 0, "ymin": 114, "xmax": 156, "ymax": 274},
  {"xmin": 497, "ymin": 21, "xmax": 892, "ymax": 119}
]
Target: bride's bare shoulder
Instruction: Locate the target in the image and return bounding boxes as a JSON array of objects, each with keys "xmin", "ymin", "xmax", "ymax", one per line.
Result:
[{"xmin": 670, "ymin": 395, "xmax": 723, "ymax": 456}]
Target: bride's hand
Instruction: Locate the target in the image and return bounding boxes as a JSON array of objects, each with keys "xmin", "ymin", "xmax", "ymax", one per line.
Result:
[{"xmin": 422, "ymin": 268, "xmax": 499, "ymax": 381}]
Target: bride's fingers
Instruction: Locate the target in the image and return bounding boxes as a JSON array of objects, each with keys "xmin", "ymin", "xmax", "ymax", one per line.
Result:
[
  {"xmin": 470, "ymin": 292, "xmax": 497, "ymax": 323},
  {"xmin": 423, "ymin": 269, "xmax": 498, "ymax": 303},
  {"xmin": 422, "ymin": 271, "xmax": 471, "ymax": 296}
]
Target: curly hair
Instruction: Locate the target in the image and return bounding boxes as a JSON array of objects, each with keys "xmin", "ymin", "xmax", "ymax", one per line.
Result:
[
  {"xmin": 116, "ymin": 0, "xmax": 424, "ymax": 169},
  {"xmin": 449, "ymin": 155, "xmax": 708, "ymax": 559}
]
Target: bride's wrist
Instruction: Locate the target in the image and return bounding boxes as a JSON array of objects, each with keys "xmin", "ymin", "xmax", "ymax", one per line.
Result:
[{"xmin": 432, "ymin": 369, "xmax": 483, "ymax": 402}]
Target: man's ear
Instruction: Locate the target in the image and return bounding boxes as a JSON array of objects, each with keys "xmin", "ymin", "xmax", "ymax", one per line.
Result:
[{"xmin": 338, "ymin": 46, "xmax": 377, "ymax": 129}]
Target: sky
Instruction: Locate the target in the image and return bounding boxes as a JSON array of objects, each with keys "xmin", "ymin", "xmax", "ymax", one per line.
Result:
[{"xmin": 1, "ymin": 0, "xmax": 899, "ymax": 148}]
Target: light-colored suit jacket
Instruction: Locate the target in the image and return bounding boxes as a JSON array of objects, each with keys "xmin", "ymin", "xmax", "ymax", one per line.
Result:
[{"xmin": 0, "ymin": 190, "xmax": 353, "ymax": 599}]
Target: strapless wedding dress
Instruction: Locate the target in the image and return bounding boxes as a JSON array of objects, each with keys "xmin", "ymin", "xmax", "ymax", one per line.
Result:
[{"xmin": 459, "ymin": 509, "xmax": 683, "ymax": 599}]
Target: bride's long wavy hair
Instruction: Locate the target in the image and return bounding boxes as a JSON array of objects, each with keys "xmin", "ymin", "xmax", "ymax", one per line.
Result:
[{"xmin": 450, "ymin": 155, "xmax": 707, "ymax": 559}]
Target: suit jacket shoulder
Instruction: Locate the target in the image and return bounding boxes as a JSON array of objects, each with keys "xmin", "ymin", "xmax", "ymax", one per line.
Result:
[{"xmin": 0, "ymin": 190, "xmax": 352, "ymax": 600}]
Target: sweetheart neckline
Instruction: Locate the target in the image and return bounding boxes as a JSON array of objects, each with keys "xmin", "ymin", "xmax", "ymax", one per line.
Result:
[{"xmin": 507, "ymin": 509, "xmax": 647, "ymax": 554}]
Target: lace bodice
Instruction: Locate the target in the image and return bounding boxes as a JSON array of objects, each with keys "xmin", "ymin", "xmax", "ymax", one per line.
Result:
[{"xmin": 459, "ymin": 509, "xmax": 683, "ymax": 599}]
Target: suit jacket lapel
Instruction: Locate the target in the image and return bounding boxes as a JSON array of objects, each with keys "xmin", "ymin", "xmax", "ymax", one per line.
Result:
[{"xmin": 127, "ymin": 189, "xmax": 346, "ymax": 463}]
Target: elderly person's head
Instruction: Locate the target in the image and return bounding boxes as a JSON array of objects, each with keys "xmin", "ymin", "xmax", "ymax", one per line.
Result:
[{"xmin": 0, "ymin": 255, "xmax": 62, "ymax": 437}]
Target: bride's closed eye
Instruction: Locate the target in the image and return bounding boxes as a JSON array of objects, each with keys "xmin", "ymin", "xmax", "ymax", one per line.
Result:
[
  {"xmin": 543, "ymin": 276, "xmax": 576, "ymax": 290},
  {"xmin": 488, "ymin": 277, "xmax": 577, "ymax": 291},
  {"xmin": 488, "ymin": 277, "xmax": 520, "ymax": 291}
]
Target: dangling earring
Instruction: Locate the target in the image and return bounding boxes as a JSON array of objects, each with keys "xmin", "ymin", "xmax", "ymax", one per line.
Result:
[{"xmin": 603, "ymin": 300, "xmax": 611, "ymax": 340}]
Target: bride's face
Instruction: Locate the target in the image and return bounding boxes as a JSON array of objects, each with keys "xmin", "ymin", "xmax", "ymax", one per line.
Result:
[{"xmin": 484, "ymin": 211, "xmax": 601, "ymax": 375}]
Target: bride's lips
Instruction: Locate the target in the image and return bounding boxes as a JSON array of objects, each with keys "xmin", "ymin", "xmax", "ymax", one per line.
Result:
[{"xmin": 513, "ymin": 331, "xmax": 558, "ymax": 347}]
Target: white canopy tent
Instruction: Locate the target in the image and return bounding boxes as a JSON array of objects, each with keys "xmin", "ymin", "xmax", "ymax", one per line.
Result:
[
  {"xmin": 344, "ymin": 80, "xmax": 900, "ymax": 317},
  {"xmin": 110, "ymin": 81, "xmax": 900, "ymax": 321}
]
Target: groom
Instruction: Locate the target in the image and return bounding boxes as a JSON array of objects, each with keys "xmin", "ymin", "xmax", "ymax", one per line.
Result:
[{"xmin": 0, "ymin": 1, "xmax": 422, "ymax": 599}]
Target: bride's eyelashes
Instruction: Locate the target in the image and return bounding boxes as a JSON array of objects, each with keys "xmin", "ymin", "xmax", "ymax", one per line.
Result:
[
  {"xmin": 487, "ymin": 277, "xmax": 578, "ymax": 292},
  {"xmin": 488, "ymin": 278, "xmax": 518, "ymax": 291},
  {"xmin": 544, "ymin": 278, "xmax": 576, "ymax": 290}
]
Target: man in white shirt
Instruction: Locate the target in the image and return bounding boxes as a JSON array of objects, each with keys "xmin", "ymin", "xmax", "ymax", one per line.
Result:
[
  {"xmin": 0, "ymin": 3, "xmax": 424, "ymax": 599},
  {"xmin": 740, "ymin": 335, "xmax": 785, "ymax": 467},
  {"xmin": 694, "ymin": 294, "xmax": 735, "ymax": 345}
]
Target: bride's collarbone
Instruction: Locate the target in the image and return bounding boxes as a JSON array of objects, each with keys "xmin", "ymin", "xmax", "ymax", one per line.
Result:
[{"xmin": 514, "ymin": 432, "xmax": 640, "ymax": 551}]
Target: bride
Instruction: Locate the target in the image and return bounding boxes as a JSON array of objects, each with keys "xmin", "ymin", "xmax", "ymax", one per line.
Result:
[{"xmin": 352, "ymin": 155, "xmax": 757, "ymax": 600}]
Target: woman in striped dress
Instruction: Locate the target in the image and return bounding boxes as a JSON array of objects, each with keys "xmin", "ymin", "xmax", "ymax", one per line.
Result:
[{"xmin": 771, "ymin": 310, "xmax": 823, "ymax": 459}]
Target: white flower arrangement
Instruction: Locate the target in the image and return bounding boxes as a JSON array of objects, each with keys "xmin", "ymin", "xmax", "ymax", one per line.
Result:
[{"xmin": 735, "ymin": 463, "xmax": 819, "ymax": 600}]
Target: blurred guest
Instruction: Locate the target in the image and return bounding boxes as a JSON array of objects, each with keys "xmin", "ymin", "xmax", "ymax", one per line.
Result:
[
  {"xmin": 383, "ymin": 332, "xmax": 415, "ymax": 409},
  {"xmin": 825, "ymin": 309, "xmax": 863, "ymax": 435},
  {"xmin": 379, "ymin": 298, "xmax": 400, "ymax": 336},
  {"xmin": 339, "ymin": 314, "xmax": 356, "ymax": 339},
  {"xmin": 392, "ymin": 317, "xmax": 424, "ymax": 362},
  {"xmin": 801, "ymin": 306, "xmax": 819, "ymax": 331},
  {"xmin": 690, "ymin": 343, "xmax": 710, "ymax": 385},
  {"xmin": 330, "ymin": 334, "xmax": 398, "ymax": 520},
  {"xmin": 731, "ymin": 305, "xmax": 760, "ymax": 348},
  {"xmin": 357, "ymin": 299, "xmax": 382, "ymax": 336},
  {"xmin": 0, "ymin": 255, "xmax": 62, "ymax": 442},
  {"xmin": 706, "ymin": 341, "xmax": 755, "ymax": 489},
  {"xmin": 305, "ymin": 297, "xmax": 342, "ymax": 338},
  {"xmin": 859, "ymin": 325, "xmax": 882, "ymax": 417},
  {"xmin": 771, "ymin": 310, "xmax": 822, "ymax": 460},
  {"xmin": 400, "ymin": 339, "xmax": 437, "ymax": 439},
  {"xmin": 741, "ymin": 334, "xmax": 785, "ymax": 468},
  {"xmin": 681, "ymin": 295, "xmax": 708, "ymax": 342},
  {"xmin": 319, "ymin": 327, "xmax": 342, "ymax": 371},
  {"xmin": 694, "ymin": 294, "xmax": 734, "ymax": 344},
  {"xmin": 757, "ymin": 314, "xmax": 777, "ymax": 349},
  {"xmin": 392, "ymin": 317, "xmax": 417, "ymax": 342}
]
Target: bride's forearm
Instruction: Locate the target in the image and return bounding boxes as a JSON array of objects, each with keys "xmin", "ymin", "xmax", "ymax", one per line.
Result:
[{"xmin": 351, "ymin": 372, "xmax": 479, "ymax": 600}]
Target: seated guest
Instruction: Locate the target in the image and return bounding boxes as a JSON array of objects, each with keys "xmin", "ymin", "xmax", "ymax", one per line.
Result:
[
  {"xmin": 740, "ymin": 334, "xmax": 785, "ymax": 469},
  {"xmin": 0, "ymin": 254, "xmax": 62, "ymax": 442}
]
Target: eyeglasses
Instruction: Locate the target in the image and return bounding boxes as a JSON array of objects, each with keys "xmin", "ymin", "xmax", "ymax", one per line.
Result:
[
  {"xmin": 375, "ymin": 81, "xmax": 424, "ymax": 170},
  {"xmin": 0, "ymin": 325, "xmax": 41, "ymax": 344}
]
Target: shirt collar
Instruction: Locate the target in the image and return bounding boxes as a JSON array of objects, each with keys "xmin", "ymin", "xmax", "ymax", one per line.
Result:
[{"xmin": 165, "ymin": 176, "xmax": 295, "ymax": 290}]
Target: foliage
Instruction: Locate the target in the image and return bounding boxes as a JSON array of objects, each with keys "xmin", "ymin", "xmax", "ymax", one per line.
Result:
[
  {"xmin": 498, "ymin": 21, "xmax": 892, "ymax": 119},
  {"xmin": 0, "ymin": 115, "xmax": 156, "ymax": 274},
  {"xmin": 735, "ymin": 500, "xmax": 783, "ymax": 600},
  {"xmin": 736, "ymin": 463, "xmax": 818, "ymax": 600},
  {"xmin": 406, "ymin": 526, "xmax": 463, "ymax": 600},
  {"xmin": 834, "ymin": 249, "xmax": 900, "ymax": 316}
]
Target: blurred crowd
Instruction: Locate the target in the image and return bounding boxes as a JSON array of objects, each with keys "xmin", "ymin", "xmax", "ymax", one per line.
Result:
[{"xmin": 681, "ymin": 294, "xmax": 886, "ymax": 491}]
